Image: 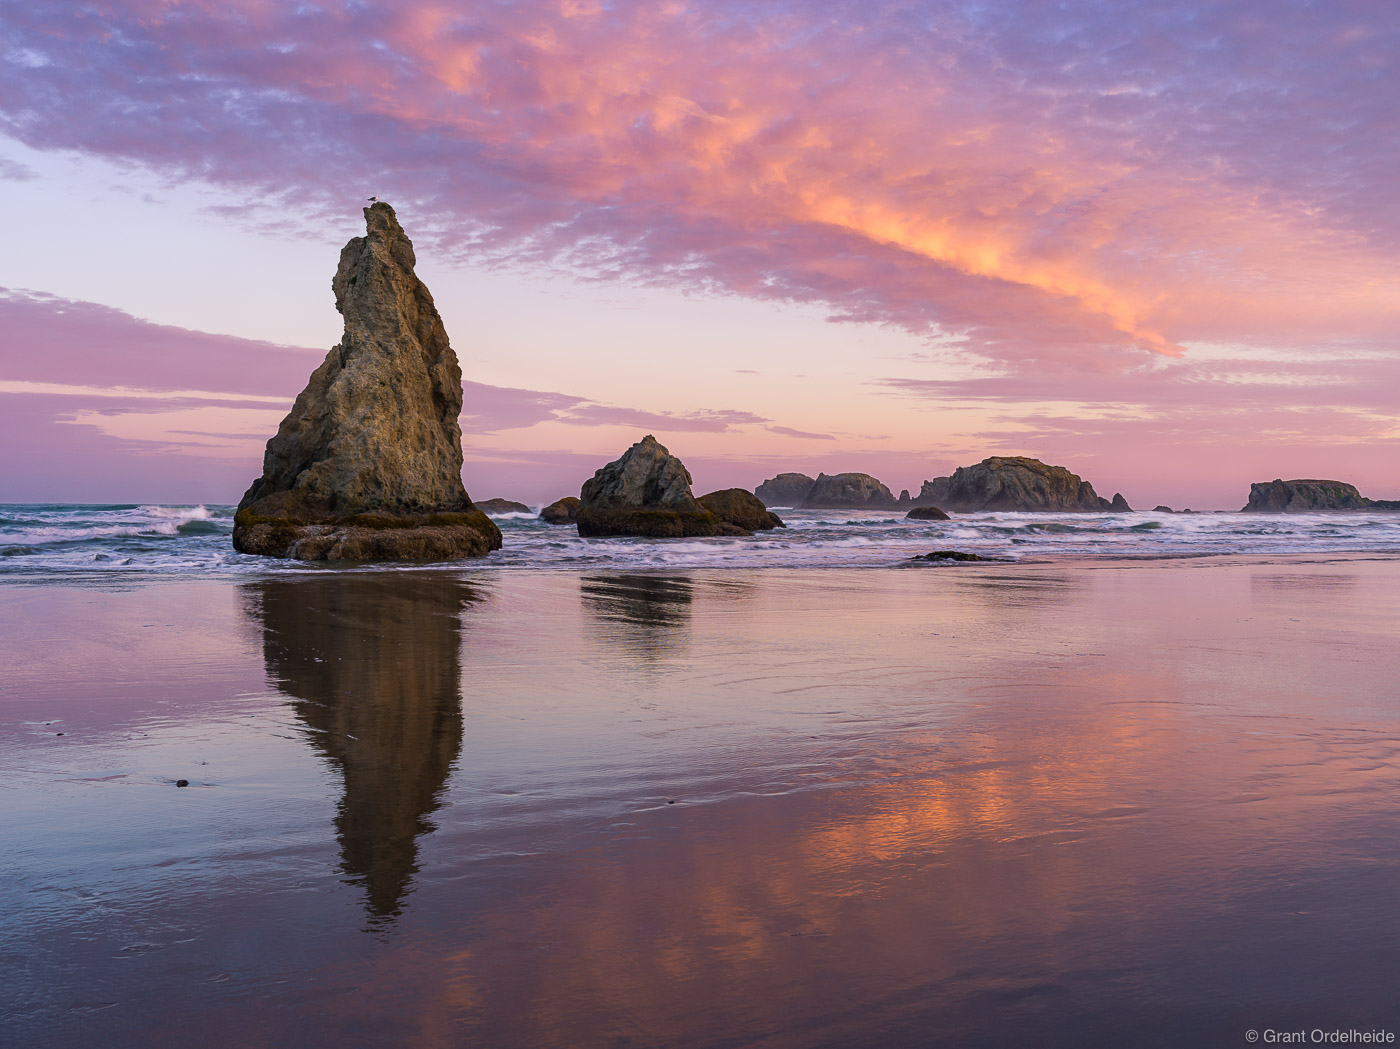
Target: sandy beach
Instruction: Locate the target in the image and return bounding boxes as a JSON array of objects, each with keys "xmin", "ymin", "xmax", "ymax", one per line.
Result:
[{"xmin": 3, "ymin": 555, "xmax": 1399, "ymax": 1047}]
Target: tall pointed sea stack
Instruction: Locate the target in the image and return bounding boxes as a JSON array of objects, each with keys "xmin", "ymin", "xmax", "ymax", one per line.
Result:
[{"xmin": 233, "ymin": 203, "xmax": 501, "ymax": 561}]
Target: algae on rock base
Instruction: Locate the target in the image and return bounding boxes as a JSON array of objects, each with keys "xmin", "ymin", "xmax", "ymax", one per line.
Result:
[{"xmin": 232, "ymin": 202, "xmax": 500, "ymax": 561}]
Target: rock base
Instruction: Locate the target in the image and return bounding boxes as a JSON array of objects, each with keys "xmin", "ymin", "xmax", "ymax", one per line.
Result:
[
  {"xmin": 905, "ymin": 506, "xmax": 950, "ymax": 520},
  {"xmin": 540, "ymin": 497, "xmax": 581, "ymax": 524},
  {"xmin": 697, "ymin": 489, "xmax": 784, "ymax": 531},
  {"xmin": 233, "ymin": 496, "xmax": 501, "ymax": 561},
  {"xmin": 576, "ymin": 507, "xmax": 723, "ymax": 538}
]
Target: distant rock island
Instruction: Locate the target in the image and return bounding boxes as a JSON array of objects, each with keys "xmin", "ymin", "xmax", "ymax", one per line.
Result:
[
  {"xmin": 577, "ymin": 435, "xmax": 727, "ymax": 537},
  {"xmin": 799, "ymin": 472, "xmax": 898, "ymax": 509},
  {"xmin": 1243, "ymin": 479, "xmax": 1400, "ymax": 512},
  {"xmin": 755, "ymin": 472, "xmax": 816, "ymax": 507},
  {"xmin": 232, "ymin": 203, "xmax": 501, "ymax": 561},
  {"xmin": 475, "ymin": 498, "xmax": 531, "ymax": 515},
  {"xmin": 539, "ymin": 497, "xmax": 580, "ymax": 525},
  {"xmin": 918, "ymin": 457, "xmax": 1130, "ymax": 512}
]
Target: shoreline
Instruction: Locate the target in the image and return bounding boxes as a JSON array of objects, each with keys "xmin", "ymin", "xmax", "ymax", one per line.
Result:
[{"xmin": 2, "ymin": 547, "xmax": 1399, "ymax": 588}]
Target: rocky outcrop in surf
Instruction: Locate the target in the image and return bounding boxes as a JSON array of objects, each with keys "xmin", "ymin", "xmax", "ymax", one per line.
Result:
[
  {"xmin": 698, "ymin": 489, "xmax": 784, "ymax": 531},
  {"xmin": 232, "ymin": 203, "xmax": 501, "ymax": 561},
  {"xmin": 1242, "ymin": 479, "xmax": 1397, "ymax": 512},
  {"xmin": 906, "ymin": 505, "xmax": 950, "ymax": 520},
  {"xmin": 917, "ymin": 457, "xmax": 1128, "ymax": 513},
  {"xmin": 755, "ymin": 472, "xmax": 816, "ymax": 507},
  {"xmin": 576, "ymin": 435, "xmax": 723, "ymax": 538},
  {"xmin": 475, "ymin": 499, "xmax": 531, "ymax": 515},
  {"xmin": 798, "ymin": 472, "xmax": 898, "ymax": 509},
  {"xmin": 539, "ymin": 497, "xmax": 580, "ymax": 525}
]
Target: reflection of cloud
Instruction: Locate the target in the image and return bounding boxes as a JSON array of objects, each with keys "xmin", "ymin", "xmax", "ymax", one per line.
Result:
[
  {"xmin": 242, "ymin": 573, "xmax": 481, "ymax": 925},
  {"xmin": 5, "ymin": 1, "xmax": 1398, "ymax": 366}
]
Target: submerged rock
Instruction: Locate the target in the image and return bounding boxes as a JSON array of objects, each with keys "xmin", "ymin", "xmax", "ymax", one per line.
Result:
[
  {"xmin": 539, "ymin": 496, "xmax": 580, "ymax": 525},
  {"xmin": 1243, "ymin": 479, "xmax": 1374, "ymax": 512},
  {"xmin": 755, "ymin": 472, "xmax": 816, "ymax": 507},
  {"xmin": 698, "ymin": 489, "xmax": 785, "ymax": 531},
  {"xmin": 905, "ymin": 506, "xmax": 950, "ymax": 521},
  {"xmin": 912, "ymin": 550, "xmax": 1002, "ymax": 562},
  {"xmin": 233, "ymin": 203, "xmax": 500, "ymax": 561},
  {"xmin": 577, "ymin": 436, "xmax": 721, "ymax": 538},
  {"xmin": 476, "ymin": 498, "xmax": 531, "ymax": 515},
  {"xmin": 917, "ymin": 457, "xmax": 1118, "ymax": 512},
  {"xmin": 799, "ymin": 472, "xmax": 898, "ymax": 509}
]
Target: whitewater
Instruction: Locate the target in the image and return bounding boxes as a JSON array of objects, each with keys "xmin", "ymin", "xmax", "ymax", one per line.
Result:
[{"xmin": 2, "ymin": 502, "xmax": 1399, "ymax": 578}]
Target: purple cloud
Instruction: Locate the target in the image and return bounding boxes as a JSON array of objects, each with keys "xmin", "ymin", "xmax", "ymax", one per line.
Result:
[{"xmin": 1, "ymin": 0, "xmax": 1394, "ymax": 370}]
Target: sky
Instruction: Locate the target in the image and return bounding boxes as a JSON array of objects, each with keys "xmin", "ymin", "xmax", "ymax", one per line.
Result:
[{"xmin": 1, "ymin": 0, "xmax": 1396, "ymax": 509}]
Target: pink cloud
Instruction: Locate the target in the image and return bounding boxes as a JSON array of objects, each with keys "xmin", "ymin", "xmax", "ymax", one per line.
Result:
[
  {"xmin": 0, "ymin": 289, "xmax": 798, "ymax": 500},
  {"xmin": 2, "ymin": 0, "xmax": 1396, "ymax": 371}
]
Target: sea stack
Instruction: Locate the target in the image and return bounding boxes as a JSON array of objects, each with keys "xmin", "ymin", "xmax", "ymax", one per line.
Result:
[
  {"xmin": 577, "ymin": 435, "xmax": 724, "ymax": 537},
  {"xmin": 1242, "ymin": 479, "xmax": 1379, "ymax": 512},
  {"xmin": 232, "ymin": 203, "xmax": 501, "ymax": 561},
  {"xmin": 917, "ymin": 457, "xmax": 1129, "ymax": 512},
  {"xmin": 798, "ymin": 472, "xmax": 898, "ymax": 509},
  {"xmin": 755, "ymin": 472, "xmax": 816, "ymax": 507}
]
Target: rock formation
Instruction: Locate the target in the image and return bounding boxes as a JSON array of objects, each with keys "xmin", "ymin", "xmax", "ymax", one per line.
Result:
[
  {"xmin": 1242, "ymin": 479, "xmax": 1385, "ymax": 512},
  {"xmin": 539, "ymin": 497, "xmax": 581, "ymax": 524},
  {"xmin": 1154, "ymin": 505, "xmax": 1174, "ymax": 513},
  {"xmin": 698, "ymin": 489, "xmax": 785, "ymax": 531},
  {"xmin": 1111, "ymin": 493, "xmax": 1132, "ymax": 512},
  {"xmin": 905, "ymin": 505, "xmax": 950, "ymax": 521},
  {"xmin": 475, "ymin": 498, "xmax": 531, "ymax": 514},
  {"xmin": 917, "ymin": 457, "xmax": 1127, "ymax": 513},
  {"xmin": 912, "ymin": 550, "xmax": 1002, "ymax": 562},
  {"xmin": 232, "ymin": 203, "xmax": 501, "ymax": 561},
  {"xmin": 798, "ymin": 472, "xmax": 898, "ymax": 509},
  {"xmin": 754, "ymin": 472, "xmax": 816, "ymax": 507},
  {"xmin": 577, "ymin": 435, "xmax": 722, "ymax": 538}
]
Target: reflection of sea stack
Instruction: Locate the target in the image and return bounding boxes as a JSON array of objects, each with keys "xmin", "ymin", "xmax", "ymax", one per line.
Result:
[
  {"xmin": 232, "ymin": 202, "xmax": 501, "ymax": 561},
  {"xmin": 242, "ymin": 574, "xmax": 475, "ymax": 922}
]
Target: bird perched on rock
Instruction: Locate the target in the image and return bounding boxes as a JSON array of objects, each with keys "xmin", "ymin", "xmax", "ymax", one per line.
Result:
[{"xmin": 367, "ymin": 195, "xmax": 379, "ymax": 203}]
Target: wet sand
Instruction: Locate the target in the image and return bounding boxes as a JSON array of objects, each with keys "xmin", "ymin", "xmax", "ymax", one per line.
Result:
[{"xmin": 3, "ymin": 556, "xmax": 1400, "ymax": 1047}]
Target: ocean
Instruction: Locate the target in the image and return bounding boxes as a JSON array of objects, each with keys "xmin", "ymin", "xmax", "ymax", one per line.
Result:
[
  {"xmin": 4, "ymin": 501, "xmax": 1400, "ymax": 577},
  {"xmin": 4, "ymin": 504, "xmax": 1400, "ymax": 1047}
]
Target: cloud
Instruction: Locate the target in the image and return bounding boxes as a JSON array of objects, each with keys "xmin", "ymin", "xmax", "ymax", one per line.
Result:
[
  {"xmin": 2, "ymin": 0, "xmax": 1396, "ymax": 371},
  {"xmin": 765, "ymin": 425, "xmax": 835, "ymax": 441},
  {"xmin": 0, "ymin": 287, "xmax": 802, "ymax": 497},
  {"xmin": 0, "ymin": 156, "xmax": 36, "ymax": 181}
]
